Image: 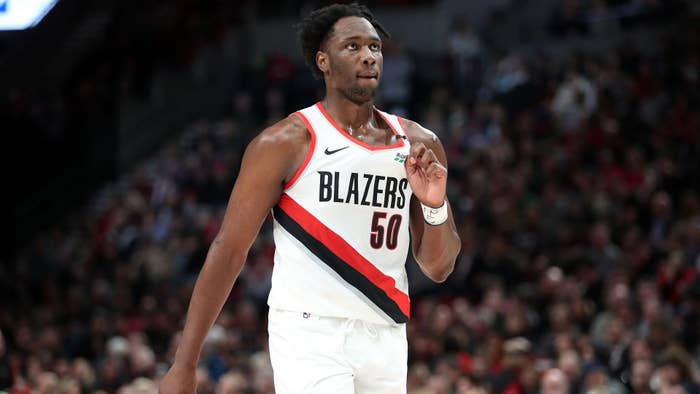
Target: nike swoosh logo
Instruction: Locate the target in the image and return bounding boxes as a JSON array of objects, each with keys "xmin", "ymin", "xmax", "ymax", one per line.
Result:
[{"xmin": 324, "ymin": 146, "xmax": 350, "ymax": 155}]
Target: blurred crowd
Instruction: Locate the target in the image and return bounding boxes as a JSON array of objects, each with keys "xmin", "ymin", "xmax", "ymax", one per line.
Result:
[
  {"xmin": 3, "ymin": 1, "xmax": 700, "ymax": 394},
  {"xmin": 548, "ymin": 0, "xmax": 683, "ymax": 37}
]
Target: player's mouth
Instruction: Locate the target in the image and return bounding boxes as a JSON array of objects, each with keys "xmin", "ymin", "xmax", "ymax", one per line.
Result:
[{"xmin": 357, "ymin": 72, "xmax": 378, "ymax": 79}]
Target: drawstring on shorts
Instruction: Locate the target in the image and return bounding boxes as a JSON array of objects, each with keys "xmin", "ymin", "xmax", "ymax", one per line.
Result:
[{"xmin": 341, "ymin": 318, "xmax": 378, "ymax": 339}]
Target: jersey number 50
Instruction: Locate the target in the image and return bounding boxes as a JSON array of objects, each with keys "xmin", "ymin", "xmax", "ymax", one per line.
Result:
[{"xmin": 370, "ymin": 212, "xmax": 402, "ymax": 250}]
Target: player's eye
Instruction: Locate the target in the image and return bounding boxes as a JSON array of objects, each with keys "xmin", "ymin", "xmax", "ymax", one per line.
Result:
[
  {"xmin": 369, "ymin": 43, "xmax": 381, "ymax": 51},
  {"xmin": 347, "ymin": 43, "xmax": 358, "ymax": 50}
]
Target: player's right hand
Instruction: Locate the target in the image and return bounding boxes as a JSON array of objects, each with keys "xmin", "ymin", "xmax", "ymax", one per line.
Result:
[{"xmin": 158, "ymin": 362, "xmax": 196, "ymax": 394}]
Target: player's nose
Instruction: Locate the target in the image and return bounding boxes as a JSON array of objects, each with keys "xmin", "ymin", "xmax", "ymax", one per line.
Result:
[{"xmin": 360, "ymin": 46, "xmax": 377, "ymax": 65}]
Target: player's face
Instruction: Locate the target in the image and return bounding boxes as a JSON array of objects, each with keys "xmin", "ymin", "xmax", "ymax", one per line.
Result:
[{"xmin": 320, "ymin": 16, "xmax": 383, "ymax": 104}]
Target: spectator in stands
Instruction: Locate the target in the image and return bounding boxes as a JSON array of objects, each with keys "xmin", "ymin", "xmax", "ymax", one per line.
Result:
[
  {"xmin": 540, "ymin": 368, "xmax": 569, "ymax": 394},
  {"xmin": 0, "ymin": 331, "xmax": 12, "ymax": 390}
]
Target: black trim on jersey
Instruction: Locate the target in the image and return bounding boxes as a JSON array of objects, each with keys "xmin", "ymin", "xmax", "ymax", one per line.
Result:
[{"xmin": 273, "ymin": 206, "xmax": 409, "ymax": 324}]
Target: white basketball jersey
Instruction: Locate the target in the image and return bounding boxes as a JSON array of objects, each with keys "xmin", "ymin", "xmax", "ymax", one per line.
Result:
[{"xmin": 268, "ymin": 102, "xmax": 414, "ymax": 325}]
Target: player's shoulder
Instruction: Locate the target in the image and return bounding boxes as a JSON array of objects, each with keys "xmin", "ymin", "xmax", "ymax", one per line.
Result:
[
  {"xmin": 399, "ymin": 117, "xmax": 440, "ymax": 146},
  {"xmin": 241, "ymin": 113, "xmax": 311, "ymax": 182},
  {"xmin": 252, "ymin": 113, "xmax": 309, "ymax": 149}
]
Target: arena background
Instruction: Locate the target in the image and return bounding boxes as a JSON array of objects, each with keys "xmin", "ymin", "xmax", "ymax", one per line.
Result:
[{"xmin": 2, "ymin": 0, "xmax": 699, "ymax": 393}]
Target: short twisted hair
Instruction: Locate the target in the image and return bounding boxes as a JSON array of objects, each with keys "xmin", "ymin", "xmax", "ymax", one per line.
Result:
[{"xmin": 297, "ymin": 3, "xmax": 390, "ymax": 79}]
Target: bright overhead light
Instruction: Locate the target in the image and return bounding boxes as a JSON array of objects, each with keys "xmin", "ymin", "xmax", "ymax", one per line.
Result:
[{"xmin": 0, "ymin": 0, "xmax": 60, "ymax": 31}]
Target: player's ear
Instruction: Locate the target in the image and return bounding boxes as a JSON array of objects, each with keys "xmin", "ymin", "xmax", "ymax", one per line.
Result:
[{"xmin": 316, "ymin": 51, "xmax": 329, "ymax": 74}]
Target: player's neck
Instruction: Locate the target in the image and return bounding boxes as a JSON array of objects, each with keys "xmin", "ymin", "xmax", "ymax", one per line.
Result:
[{"xmin": 321, "ymin": 95, "xmax": 376, "ymax": 132}]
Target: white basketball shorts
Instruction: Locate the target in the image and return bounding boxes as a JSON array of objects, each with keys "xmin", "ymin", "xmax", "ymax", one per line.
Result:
[{"xmin": 268, "ymin": 308, "xmax": 408, "ymax": 394}]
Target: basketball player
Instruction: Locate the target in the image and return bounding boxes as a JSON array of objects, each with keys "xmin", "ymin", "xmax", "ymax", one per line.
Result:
[{"xmin": 159, "ymin": 3, "xmax": 461, "ymax": 393}]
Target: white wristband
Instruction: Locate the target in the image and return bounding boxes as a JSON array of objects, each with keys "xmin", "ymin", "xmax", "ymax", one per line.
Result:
[{"xmin": 421, "ymin": 200, "xmax": 448, "ymax": 226}]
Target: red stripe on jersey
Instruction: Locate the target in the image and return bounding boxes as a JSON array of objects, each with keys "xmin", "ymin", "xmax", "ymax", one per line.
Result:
[
  {"xmin": 277, "ymin": 193, "xmax": 410, "ymax": 318},
  {"xmin": 284, "ymin": 111, "xmax": 317, "ymax": 190}
]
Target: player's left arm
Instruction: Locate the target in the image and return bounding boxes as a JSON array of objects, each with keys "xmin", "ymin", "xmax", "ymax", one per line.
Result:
[{"xmin": 402, "ymin": 119, "xmax": 461, "ymax": 282}]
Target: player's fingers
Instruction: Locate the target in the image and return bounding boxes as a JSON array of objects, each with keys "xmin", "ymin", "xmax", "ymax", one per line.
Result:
[
  {"xmin": 418, "ymin": 149, "xmax": 438, "ymax": 169},
  {"xmin": 409, "ymin": 142, "xmax": 427, "ymax": 162},
  {"xmin": 425, "ymin": 161, "xmax": 447, "ymax": 179},
  {"xmin": 405, "ymin": 158, "xmax": 419, "ymax": 175}
]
